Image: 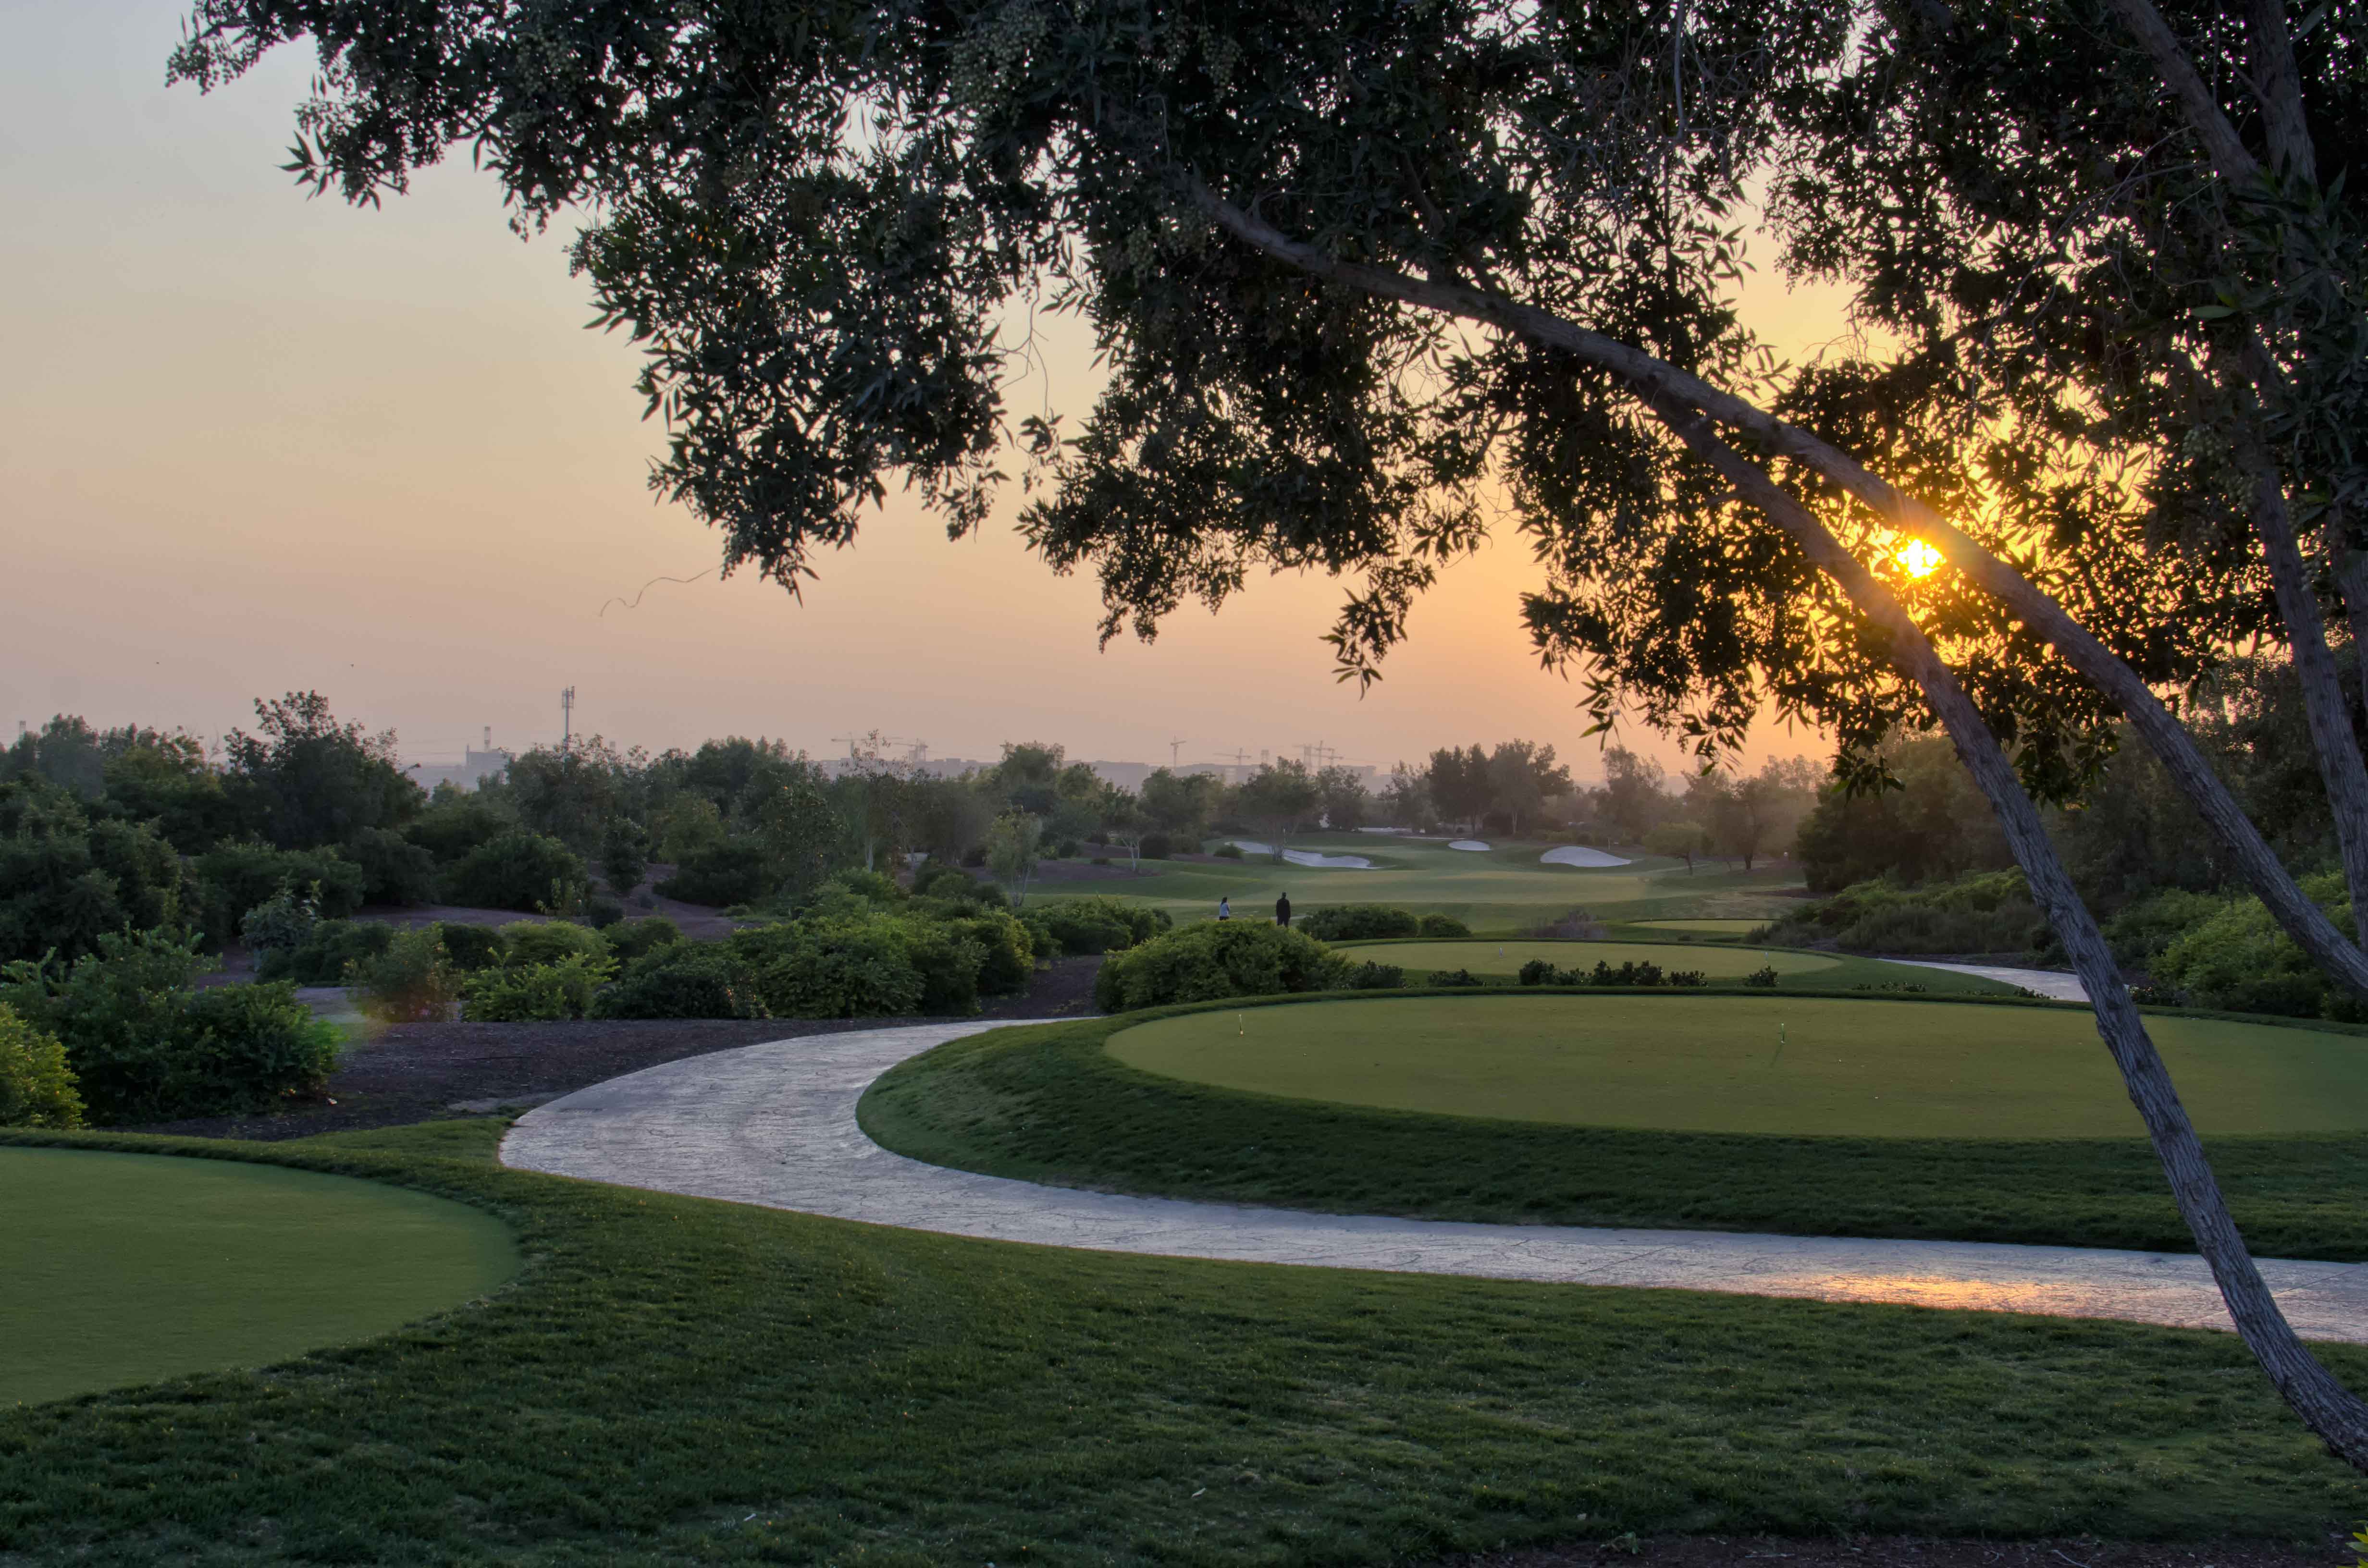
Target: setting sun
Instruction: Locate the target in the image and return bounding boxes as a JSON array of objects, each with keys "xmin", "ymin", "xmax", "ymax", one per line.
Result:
[{"xmin": 1894, "ymin": 539, "xmax": 1944, "ymax": 579}]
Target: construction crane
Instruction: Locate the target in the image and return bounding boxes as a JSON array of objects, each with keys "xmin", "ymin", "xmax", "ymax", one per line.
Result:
[{"xmin": 1169, "ymin": 737, "xmax": 1187, "ymax": 766}]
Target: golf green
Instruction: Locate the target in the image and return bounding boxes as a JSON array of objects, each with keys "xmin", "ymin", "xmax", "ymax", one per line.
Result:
[
  {"xmin": 1344, "ymin": 938, "xmax": 1835, "ymax": 978},
  {"xmin": 0, "ymin": 1149, "xmax": 518, "ymax": 1405},
  {"xmin": 1106, "ymin": 994, "xmax": 2368, "ymax": 1138}
]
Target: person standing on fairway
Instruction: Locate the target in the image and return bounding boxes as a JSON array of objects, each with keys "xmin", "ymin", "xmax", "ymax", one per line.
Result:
[
  {"xmin": 1217, "ymin": 896, "xmax": 1232, "ymax": 921},
  {"xmin": 1275, "ymin": 892, "xmax": 1291, "ymax": 929}
]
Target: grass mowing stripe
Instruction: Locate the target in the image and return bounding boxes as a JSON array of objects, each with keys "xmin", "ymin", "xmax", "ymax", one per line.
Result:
[
  {"xmin": 1, "ymin": 1119, "xmax": 2365, "ymax": 1560},
  {"xmin": 857, "ymin": 995, "xmax": 2368, "ymax": 1260}
]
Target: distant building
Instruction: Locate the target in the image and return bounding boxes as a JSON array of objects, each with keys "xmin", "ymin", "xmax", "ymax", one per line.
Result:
[{"xmin": 407, "ymin": 729, "xmax": 513, "ymax": 793}]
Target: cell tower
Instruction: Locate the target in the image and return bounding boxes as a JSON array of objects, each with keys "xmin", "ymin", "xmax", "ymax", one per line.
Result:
[{"xmin": 560, "ymin": 687, "xmax": 576, "ymax": 751}]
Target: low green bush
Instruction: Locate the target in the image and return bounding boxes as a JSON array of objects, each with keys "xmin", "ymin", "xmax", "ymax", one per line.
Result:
[
  {"xmin": 603, "ymin": 916, "xmax": 684, "ymax": 963},
  {"xmin": 1338, "ymin": 961, "xmax": 1404, "ymax": 990},
  {"xmin": 657, "ymin": 840, "xmax": 774, "ymax": 906},
  {"xmin": 256, "ymin": 916, "xmax": 395, "ymax": 984},
  {"xmin": 731, "ymin": 921, "xmax": 930, "ymax": 1018},
  {"xmin": 1137, "ymin": 832, "xmax": 1175, "ymax": 861},
  {"xmin": 350, "ymin": 927, "xmax": 462, "ymax": 1023},
  {"xmin": 500, "ymin": 919, "xmax": 608, "ymax": 968},
  {"xmin": 2149, "ymin": 874, "xmax": 2356, "ymax": 1019},
  {"xmin": 2104, "ymin": 888, "xmax": 2235, "ymax": 967},
  {"xmin": 464, "ymin": 954, "xmax": 616, "ymax": 1022},
  {"xmin": 345, "ymin": 826, "xmax": 437, "ymax": 906},
  {"xmin": 911, "ymin": 863, "xmax": 979, "ymax": 899},
  {"xmin": 1416, "ymin": 912, "xmax": 1472, "ymax": 938},
  {"xmin": 1515, "ymin": 957, "xmax": 1709, "ymax": 988},
  {"xmin": 239, "ymin": 885, "xmax": 320, "ymax": 964},
  {"xmin": 440, "ymin": 833, "xmax": 588, "ymax": 914},
  {"xmin": 195, "ymin": 841, "xmax": 366, "ymax": 938},
  {"xmin": 1295, "ymin": 904, "xmax": 1418, "ymax": 942},
  {"xmin": 1212, "ymin": 843, "xmax": 1245, "ymax": 859},
  {"xmin": 0, "ymin": 928, "xmax": 334, "ymax": 1123},
  {"xmin": 1764, "ymin": 870, "xmax": 2048, "ymax": 956},
  {"xmin": 0, "ymin": 777, "xmax": 194, "ymax": 965},
  {"xmin": 0, "ymin": 1004, "xmax": 82, "ymax": 1128},
  {"xmin": 402, "ymin": 795, "xmax": 515, "ymax": 864},
  {"xmin": 1427, "ymin": 968, "xmax": 1487, "ymax": 987},
  {"xmin": 1029, "ymin": 896, "xmax": 1170, "ymax": 956},
  {"xmin": 592, "ymin": 943, "xmax": 766, "ymax": 1020},
  {"xmin": 1093, "ymin": 922, "xmax": 1350, "ymax": 1011},
  {"xmin": 950, "ymin": 910, "xmax": 1036, "ymax": 995},
  {"xmin": 432, "ymin": 921, "xmax": 507, "ymax": 972}
]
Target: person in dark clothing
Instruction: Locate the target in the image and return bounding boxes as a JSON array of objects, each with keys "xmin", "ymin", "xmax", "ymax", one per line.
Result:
[
  {"xmin": 1275, "ymin": 892, "xmax": 1291, "ymax": 929},
  {"xmin": 1217, "ymin": 896, "xmax": 1232, "ymax": 921}
]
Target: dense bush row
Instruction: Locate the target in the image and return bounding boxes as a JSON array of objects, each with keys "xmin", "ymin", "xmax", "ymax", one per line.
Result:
[
  {"xmin": 1764, "ymin": 870, "xmax": 2048, "ymax": 957},
  {"xmin": 1517, "ymin": 958, "xmax": 1708, "ymax": 988},
  {"xmin": 0, "ymin": 929, "xmax": 336, "ymax": 1124},
  {"xmin": 1294, "ymin": 905, "xmax": 1470, "ymax": 941},
  {"xmin": 1092, "ymin": 923, "xmax": 1404, "ymax": 1011}
]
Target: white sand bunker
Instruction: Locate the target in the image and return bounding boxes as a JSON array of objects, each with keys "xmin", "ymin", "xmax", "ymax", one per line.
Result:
[
  {"xmin": 1540, "ymin": 845, "xmax": 1633, "ymax": 868},
  {"xmin": 1226, "ymin": 841, "xmax": 1376, "ymax": 869},
  {"xmin": 1447, "ymin": 840, "xmax": 1490, "ymax": 851}
]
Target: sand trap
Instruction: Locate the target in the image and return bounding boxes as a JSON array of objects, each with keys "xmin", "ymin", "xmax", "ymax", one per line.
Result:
[
  {"xmin": 1226, "ymin": 841, "xmax": 1376, "ymax": 870},
  {"xmin": 1540, "ymin": 845, "xmax": 1632, "ymax": 868},
  {"xmin": 1447, "ymin": 840, "xmax": 1490, "ymax": 852}
]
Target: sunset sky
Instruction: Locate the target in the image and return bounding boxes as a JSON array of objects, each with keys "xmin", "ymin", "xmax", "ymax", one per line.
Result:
[{"xmin": 4, "ymin": 0, "xmax": 1856, "ymax": 780}]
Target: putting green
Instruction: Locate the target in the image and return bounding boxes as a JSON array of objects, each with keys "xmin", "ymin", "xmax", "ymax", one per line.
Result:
[
  {"xmin": 1107, "ymin": 994, "xmax": 2368, "ymax": 1139},
  {"xmin": 1344, "ymin": 939, "xmax": 1834, "ymax": 979},
  {"xmin": 0, "ymin": 1149, "xmax": 517, "ymax": 1406}
]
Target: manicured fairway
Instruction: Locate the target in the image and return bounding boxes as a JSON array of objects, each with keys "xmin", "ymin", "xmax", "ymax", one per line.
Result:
[
  {"xmin": 0, "ymin": 1148, "xmax": 517, "ymax": 1405},
  {"xmin": 1107, "ymin": 994, "xmax": 2368, "ymax": 1138},
  {"xmin": 6, "ymin": 1122, "xmax": 2368, "ymax": 1560},
  {"xmin": 1634, "ymin": 918, "xmax": 1771, "ymax": 935},
  {"xmin": 1344, "ymin": 938, "xmax": 1836, "ymax": 980}
]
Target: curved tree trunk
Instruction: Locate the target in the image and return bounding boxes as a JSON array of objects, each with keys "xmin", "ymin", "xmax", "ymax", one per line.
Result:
[{"xmin": 1648, "ymin": 397, "xmax": 2368, "ymax": 1471}]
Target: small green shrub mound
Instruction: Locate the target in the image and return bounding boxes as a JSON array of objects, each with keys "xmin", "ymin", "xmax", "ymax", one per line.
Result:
[
  {"xmin": 1137, "ymin": 831, "xmax": 1175, "ymax": 861},
  {"xmin": 1028, "ymin": 896, "xmax": 1171, "ymax": 956},
  {"xmin": 911, "ymin": 863, "xmax": 981, "ymax": 900},
  {"xmin": 657, "ymin": 841, "xmax": 773, "ymax": 906},
  {"xmin": 432, "ymin": 921, "xmax": 507, "ymax": 972},
  {"xmin": 239, "ymin": 885, "xmax": 320, "ymax": 964},
  {"xmin": 1296, "ymin": 904, "xmax": 1418, "ymax": 942},
  {"xmin": 1427, "ymin": 968, "xmax": 1488, "ymax": 987},
  {"xmin": 0, "ymin": 929, "xmax": 335, "ymax": 1123},
  {"xmin": 257, "ymin": 916, "xmax": 396, "ymax": 984},
  {"xmin": 1515, "ymin": 958, "xmax": 1708, "ymax": 988},
  {"xmin": 0, "ymin": 1004, "xmax": 82, "ymax": 1128},
  {"xmin": 2146, "ymin": 872, "xmax": 2361, "ymax": 1020},
  {"xmin": 441, "ymin": 833, "xmax": 588, "ymax": 914},
  {"xmin": 1212, "ymin": 843, "xmax": 1245, "ymax": 859},
  {"xmin": 603, "ymin": 915, "xmax": 683, "ymax": 962},
  {"xmin": 350, "ymin": 928, "xmax": 462, "ymax": 1023},
  {"xmin": 1416, "ymin": 912, "xmax": 1471, "ymax": 938},
  {"xmin": 1765, "ymin": 870, "xmax": 2047, "ymax": 957},
  {"xmin": 1094, "ymin": 923, "xmax": 1351, "ymax": 1011},
  {"xmin": 196, "ymin": 842, "xmax": 367, "ymax": 936},
  {"xmin": 465, "ymin": 954, "xmax": 616, "ymax": 1021},
  {"xmin": 1338, "ymin": 961, "xmax": 1404, "ymax": 991},
  {"xmin": 592, "ymin": 943, "xmax": 765, "ymax": 1020},
  {"xmin": 499, "ymin": 919, "xmax": 608, "ymax": 968},
  {"xmin": 1744, "ymin": 965, "xmax": 1780, "ymax": 988},
  {"xmin": 344, "ymin": 826, "xmax": 437, "ymax": 906}
]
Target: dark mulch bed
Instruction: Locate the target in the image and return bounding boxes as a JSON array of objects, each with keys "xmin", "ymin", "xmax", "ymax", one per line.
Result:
[
  {"xmin": 125, "ymin": 956, "xmax": 1104, "ymax": 1143},
  {"xmin": 1451, "ymin": 1535, "xmax": 2352, "ymax": 1568}
]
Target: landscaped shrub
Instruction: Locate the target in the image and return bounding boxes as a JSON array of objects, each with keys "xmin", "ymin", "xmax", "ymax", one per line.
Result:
[
  {"xmin": 1764, "ymin": 870, "xmax": 2048, "ymax": 956},
  {"xmin": 0, "ymin": 778, "xmax": 194, "ymax": 964},
  {"xmin": 1138, "ymin": 832, "xmax": 1175, "ymax": 861},
  {"xmin": 402, "ymin": 795, "xmax": 514, "ymax": 864},
  {"xmin": 1030, "ymin": 896, "xmax": 1170, "ymax": 956},
  {"xmin": 591, "ymin": 943, "xmax": 766, "ymax": 1020},
  {"xmin": 464, "ymin": 954, "xmax": 615, "ymax": 1021},
  {"xmin": 195, "ymin": 841, "xmax": 366, "ymax": 937},
  {"xmin": 1339, "ymin": 961, "xmax": 1405, "ymax": 990},
  {"xmin": 1212, "ymin": 843, "xmax": 1245, "ymax": 859},
  {"xmin": 732, "ymin": 922, "xmax": 928, "ymax": 1018},
  {"xmin": 951, "ymin": 910, "xmax": 1036, "ymax": 994},
  {"xmin": 240, "ymin": 885, "xmax": 320, "ymax": 965},
  {"xmin": 1416, "ymin": 913, "xmax": 1472, "ymax": 938},
  {"xmin": 2149, "ymin": 875, "xmax": 2354, "ymax": 1019},
  {"xmin": 0, "ymin": 1004, "xmax": 82, "ymax": 1128},
  {"xmin": 345, "ymin": 826, "xmax": 437, "ymax": 906},
  {"xmin": 600, "ymin": 817, "xmax": 649, "ymax": 897},
  {"xmin": 1093, "ymin": 922, "xmax": 1350, "ymax": 1012},
  {"xmin": 432, "ymin": 921, "xmax": 507, "ymax": 972},
  {"xmin": 1515, "ymin": 958, "xmax": 1709, "ymax": 988},
  {"xmin": 440, "ymin": 832, "xmax": 588, "ymax": 913},
  {"xmin": 658, "ymin": 839, "xmax": 775, "ymax": 906},
  {"xmin": 603, "ymin": 916, "xmax": 683, "ymax": 963},
  {"xmin": 1427, "ymin": 968, "xmax": 1487, "ymax": 987},
  {"xmin": 350, "ymin": 927, "xmax": 462, "ymax": 1022},
  {"xmin": 2104, "ymin": 888, "xmax": 2239, "ymax": 968},
  {"xmin": 911, "ymin": 863, "xmax": 979, "ymax": 899},
  {"xmin": 0, "ymin": 929, "xmax": 333, "ymax": 1123},
  {"xmin": 258, "ymin": 917, "xmax": 396, "ymax": 983},
  {"xmin": 499, "ymin": 919, "xmax": 609, "ymax": 968},
  {"xmin": 1744, "ymin": 965, "xmax": 1780, "ymax": 988},
  {"xmin": 1295, "ymin": 904, "xmax": 1419, "ymax": 942}
]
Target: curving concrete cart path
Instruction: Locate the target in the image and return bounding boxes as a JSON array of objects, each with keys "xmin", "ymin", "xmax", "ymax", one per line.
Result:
[{"xmin": 502, "ymin": 1020, "xmax": 2368, "ymax": 1343}]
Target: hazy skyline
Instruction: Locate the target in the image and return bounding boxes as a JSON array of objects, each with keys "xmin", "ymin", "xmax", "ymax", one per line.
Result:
[{"xmin": 5, "ymin": 0, "xmax": 1852, "ymax": 776}]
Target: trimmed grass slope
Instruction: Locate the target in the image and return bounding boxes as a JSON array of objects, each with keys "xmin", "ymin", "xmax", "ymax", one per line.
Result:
[
  {"xmin": 0, "ymin": 1120, "xmax": 2365, "ymax": 1559},
  {"xmin": 1106, "ymin": 994, "xmax": 2368, "ymax": 1138},
  {"xmin": 0, "ymin": 1147, "xmax": 517, "ymax": 1406},
  {"xmin": 858, "ymin": 998, "xmax": 2368, "ymax": 1259}
]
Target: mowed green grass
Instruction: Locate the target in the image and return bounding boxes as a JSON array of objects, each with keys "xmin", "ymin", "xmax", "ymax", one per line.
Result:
[
  {"xmin": 1108, "ymin": 994, "xmax": 2368, "ymax": 1138},
  {"xmin": 6, "ymin": 1121, "xmax": 2368, "ymax": 1558},
  {"xmin": 0, "ymin": 1147, "xmax": 517, "ymax": 1406},
  {"xmin": 1344, "ymin": 939, "xmax": 1838, "ymax": 980},
  {"xmin": 860, "ymin": 1002, "xmax": 2368, "ymax": 1257},
  {"xmin": 1633, "ymin": 918, "xmax": 1772, "ymax": 935},
  {"xmin": 1081, "ymin": 833, "xmax": 1809, "ymax": 930}
]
